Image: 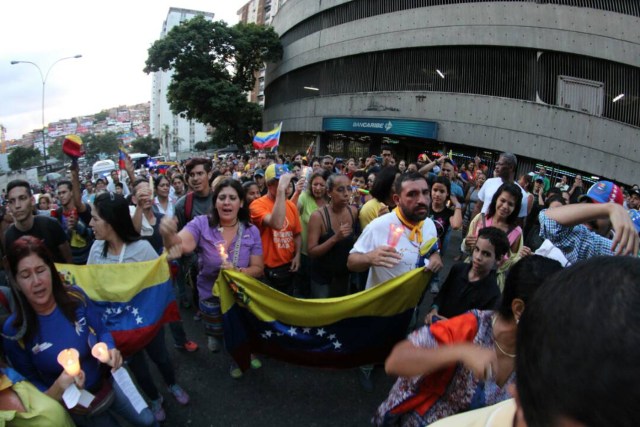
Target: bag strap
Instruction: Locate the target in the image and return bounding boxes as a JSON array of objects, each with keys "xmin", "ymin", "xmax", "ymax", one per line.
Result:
[{"xmin": 185, "ymin": 192, "xmax": 194, "ymax": 222}]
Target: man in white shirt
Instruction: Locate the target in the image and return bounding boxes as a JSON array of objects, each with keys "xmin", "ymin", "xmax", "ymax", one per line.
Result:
[
  {"xmin": 348, "ymin": 172, "xmax": 443, "ymax": 289},
  {"xmin": 473, "ymin": 153, "xmax": 529, "ymax": 219}
]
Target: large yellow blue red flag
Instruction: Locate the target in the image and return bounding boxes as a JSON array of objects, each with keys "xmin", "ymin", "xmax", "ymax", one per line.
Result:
[
  {"xmin": 56, "ymin": 254, "xmax": 179, "ymax": 357},
  {"xmin": 252, "ymin": 123, "xmax": 282, "ymax": 151},
  {"xmin": 215, "ymin": 267, "xmax": 431, "ymax": 371}
]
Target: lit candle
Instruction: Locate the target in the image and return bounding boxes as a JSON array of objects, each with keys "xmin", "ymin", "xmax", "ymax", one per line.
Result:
[
  {"xmin": 91, "ymin": 343, "xmax": 111, "ymax": 364},
  {"xmin": 387, "ymin": 223, "xmax": 404, "ymax": 248},
  {"xmin": 448, "ymin": 149, "xmax": 453, "ymax": 160},
  {"xmin": 57, "ymin": 348, "xmax": 81, "ymax": 377},
  {"xmin": 217, "ymin": 243, "xmax": 228, "ymax": 264},
  {"xmin": 149, "ymin": 176, "xmax": 154, "ymax": 199}
]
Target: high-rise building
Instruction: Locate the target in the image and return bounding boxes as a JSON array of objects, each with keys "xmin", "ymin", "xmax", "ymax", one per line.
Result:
[
  {"xmin": 264, "ymin": 1, "xmax": 640, "ymax": 185},
  {"xmin": 237, "ymin": 0, "xmax": 287, "ymax": 107},
  {"xmin": 150, "ymin": 8, "xmax": 215, "ymax": 155}
]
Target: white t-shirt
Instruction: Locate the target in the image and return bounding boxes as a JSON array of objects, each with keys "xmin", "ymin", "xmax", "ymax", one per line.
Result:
[
  {"xmin": 87, "ymin": 240, "xmax": 158, "ymax": 264},
  {"xmin": 350, "ymin": 211, "xmax": 438, "ymax": 289},
  {"xmin": 477, "ymin": 177, "xmax": 529, "ymax": 218}
]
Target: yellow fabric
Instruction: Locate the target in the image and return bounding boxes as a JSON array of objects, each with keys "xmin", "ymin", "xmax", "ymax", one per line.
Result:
[
  {"xmin": 0, "ymin": 381, "xmax": 74, "ymax": 427},
  {"xmin": 358, "ymin": 198, "xmax": 384, "ymax": 230},
  {"xmin": 0, "ymin": 377, "xmax": 12, "ymax": 393},
  {"xmin": 394, "ymin": 207, "xmax": 424, "ymax": 244},
  {"xmin": 70, "ymin": 231, "xmax": 87, "ymax": 248},
  {"xmin": 215, "ymin": 267, "xmax": 431, "ymax": 326},
  {"xmin": 55, "ymin": 253, "xmax": 169, "ymax": 302},
  {"xmin": 429, "ymin": 399, "xmax": 516, "ymax": 427}
]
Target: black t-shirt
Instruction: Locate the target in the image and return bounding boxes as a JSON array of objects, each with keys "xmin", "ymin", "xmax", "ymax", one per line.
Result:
[
  {"xmin": 4, "ymin": 216, "xmax": 69, "ymax": 263},
  {"xmin": 430, "ymin": 206, "xmax": 454, "ymax": 248},
  {"xmin": 433, "ymin": 262, "xmax": 500, "ymax": 319}
]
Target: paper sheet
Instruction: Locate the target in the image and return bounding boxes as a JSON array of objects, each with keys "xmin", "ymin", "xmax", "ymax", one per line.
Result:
[
  {"xmin": 62, "ymin": 384, "xmax": 80, "ymax": 408},
  {"xmin": 112, "ymin": 367, "xmax": 148, "ymax": 414}
]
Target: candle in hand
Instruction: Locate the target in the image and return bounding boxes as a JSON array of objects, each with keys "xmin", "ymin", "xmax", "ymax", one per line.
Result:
[
  {"xmin": 387, "ymin": 224, "xmax": 404, "ymax": 248},
  {"xmin": 57, "ymin": 349, "xmax": 81, "ymax": 377},
  {"xmin": 217, "ymin": 243, "xmax": 228, "ymax": 264},
  {"xmin": 149, "ymin": 176, "xmax": 154, "ymax": 199},
  {"xmin": 91, "ymin": 343, "xmax": 111, "ymax": 364}
]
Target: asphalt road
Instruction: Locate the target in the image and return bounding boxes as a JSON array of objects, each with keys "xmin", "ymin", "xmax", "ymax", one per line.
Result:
[{"xmin": 153, "ymin": 232, "xmax": 463, "ymax": 426}]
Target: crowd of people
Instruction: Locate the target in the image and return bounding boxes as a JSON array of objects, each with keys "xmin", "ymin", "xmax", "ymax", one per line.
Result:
[{"xmin": 0, "ymin": 145, "xmax": 637, "ymax": 426}]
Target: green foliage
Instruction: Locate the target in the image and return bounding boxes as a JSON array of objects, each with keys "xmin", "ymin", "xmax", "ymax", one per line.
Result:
[
  {"xmin": 93, "ymin": 110, "xmax": 109, "ymax": 122},
  {"xmin": 131, "ymin": 135, "xmax": 161, "ymax": 156},
  {"xmin": 8, "ymin": 146, "xmax": 41, "ymax": 170},
  {"xmin": 193, "ymin": 141, "xmax": 210, "ymax": 151},
  {"xmin": 144, "ymin": 16, "xmax": 282, "ymax": 147},
  {"xmin": 84, "ymin": 132, "xmax": 119, "ymax": 163},
  {"xmin": 48, "ymin": 137, "xmax": 64, "ymax": 163}
]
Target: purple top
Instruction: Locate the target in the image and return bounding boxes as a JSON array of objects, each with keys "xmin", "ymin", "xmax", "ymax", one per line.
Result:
[{"xmin": 184, "ymin": 215, "xmax": 263, "ymax": 300}]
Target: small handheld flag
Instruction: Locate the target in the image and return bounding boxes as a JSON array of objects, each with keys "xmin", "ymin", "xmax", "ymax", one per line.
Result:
[{"xmin": 253, "ymin": 123, "xmax": 282, "ymax": 151}]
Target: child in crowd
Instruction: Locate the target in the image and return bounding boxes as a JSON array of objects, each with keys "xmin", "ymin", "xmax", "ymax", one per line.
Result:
[{"xmin": 427, "ymin": 226, "xmax": 509, "ymax": 322}]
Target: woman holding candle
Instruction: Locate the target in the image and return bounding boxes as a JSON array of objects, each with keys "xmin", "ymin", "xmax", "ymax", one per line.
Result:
[
  {"xmin": 87, "ymin": 192, "xmax": 189, "ymax": 422},
  {"xmin": 160, "ymin": 179, "xmax": 264, "ymax": 378},
  {"xmin": 307, "ymin": 174, "xmax": 358, "ymax": 298},
  {"xmin": 2, "ymin": 236, "xmax": 156, "ymax": 426}
]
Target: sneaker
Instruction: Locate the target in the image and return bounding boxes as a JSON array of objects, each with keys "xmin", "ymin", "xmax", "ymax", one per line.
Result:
[
  {"xmin": 168, "ymin": 384, "xmax": 190, "ymax": 405},
  {"xmin": 207, "ymin": 336, "xmax": 221, "ymax": 353},
  {"xmin": 358, "ymin": 367, "xmax": 374, "ymax": 392},
  {"xmin": 150, "ymin": 397, "xmax": 166, "ymax": 422},
  {"xmin": 229, "ymin": 366, "xmax": 243, "ymax": 379},
  {"xmin": 174, "ymin": 340, "xmax": 199, "ymax": 352},
  {"xmin": 250, "ymin": 357, "xmax": 262, "ymax": 369}
]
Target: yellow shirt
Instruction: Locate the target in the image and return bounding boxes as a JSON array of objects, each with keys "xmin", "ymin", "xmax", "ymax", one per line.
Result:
[{"xmin": 359, "ymin": 198, "xmax": 384, "ymax": 231}]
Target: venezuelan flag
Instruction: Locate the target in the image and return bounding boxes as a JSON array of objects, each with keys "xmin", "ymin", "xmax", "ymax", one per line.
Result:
[
  {"xmin": 118, "ymin": 146, "xmax": 127, "ymax": 170},
  {"xmin": 252, "ymin": 123, "xmax": 282, "ymax": 151},
  {"xmin": 56, "ymin": 254, "xmax": 180, "ymax": 357},
  {"xmin": 215, "ymin": 267, "xmax": 431, "ymax": 371}
]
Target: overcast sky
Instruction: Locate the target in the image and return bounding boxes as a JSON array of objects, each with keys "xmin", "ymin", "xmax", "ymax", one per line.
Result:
[{"xmin": 0, "ymin": 0, "xmax": 247, "ymax": 140}]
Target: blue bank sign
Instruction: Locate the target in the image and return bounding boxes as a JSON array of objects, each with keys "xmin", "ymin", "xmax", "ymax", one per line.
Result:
[{"xmin": 322, "ymin": 117, "xmax": 438, "ymax": 139}]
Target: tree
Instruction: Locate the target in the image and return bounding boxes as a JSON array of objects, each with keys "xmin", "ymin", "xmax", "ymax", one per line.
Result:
[
  {"xmin": 144, "ymin": 16, "xmax": 282, "ymax": 147},
  {"xmin": 131, "ymin": 135, "xmax": 161, "ymax": 156},
  {"xmin": 47, "ymin": 137, "xmax": 64, "ymax": 163},
  {"xmin": 93, "ymin": 110, "xmax": 110, "ymax": 122},
  {"xmin": 8, "ymin": 146, "xmax": 41, "ymax": 170},
  {"xmin": 84, "ymin": 132, "xmax": 119, "ymax": 163},
  {"xmin": 193, "ymin": 141, "xmax": 209, "ymax": 151}
]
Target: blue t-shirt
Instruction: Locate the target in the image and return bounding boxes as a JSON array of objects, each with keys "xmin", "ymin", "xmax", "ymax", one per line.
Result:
[{"xmin": 3, "ymin": 287, "xmax": 115, "ymax": 392}]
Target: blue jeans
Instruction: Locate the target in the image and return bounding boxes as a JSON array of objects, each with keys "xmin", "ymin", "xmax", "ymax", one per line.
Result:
[
  {"xmin": 128, "ymin": 328, "xmax": 176, "ymax": 401},
  {"xmin": 71, "ymin": 375, "xmax": 157, "ymax": 426}
]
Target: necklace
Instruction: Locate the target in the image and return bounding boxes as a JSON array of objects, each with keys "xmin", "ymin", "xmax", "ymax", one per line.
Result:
[
  {"xmin": 492, "ymin": 315, "xmax": 516, "ymax": 358},
  {"xmin": 217, "ymin": 219, "xmax": 238, "ymax": 232}
]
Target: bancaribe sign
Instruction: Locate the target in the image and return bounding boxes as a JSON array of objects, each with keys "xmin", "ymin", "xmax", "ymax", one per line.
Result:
[{"xmin": 323, "ymin": 117, "xmax": 438, "ymax": 139}]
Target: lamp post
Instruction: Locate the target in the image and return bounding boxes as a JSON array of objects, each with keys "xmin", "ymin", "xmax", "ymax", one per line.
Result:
[{"xmin": 11, "ymin": 55, "xmax": 82, "ymax": 171}]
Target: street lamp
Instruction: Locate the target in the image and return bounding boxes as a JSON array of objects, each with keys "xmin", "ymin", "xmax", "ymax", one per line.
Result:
[{"xmin": 11, "ymin": 54, "xmax": 82, "ymax": 171}]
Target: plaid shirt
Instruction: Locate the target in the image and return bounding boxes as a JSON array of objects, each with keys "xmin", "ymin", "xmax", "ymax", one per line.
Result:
[{"xmin": 539, "ymin": 210, "xmax": 614, "ymax": 264}]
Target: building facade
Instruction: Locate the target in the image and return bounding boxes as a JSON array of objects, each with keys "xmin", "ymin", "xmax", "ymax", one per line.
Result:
[
  {"xmin": 238, "ymin": 0, "xmax": 288, "ymax": 106},
  {"xmin": 150, "ymin": 7, "xmax": 214, "ymax": 155},
  {"xmin": 263, "ymin": 0, "xmax": 640, "ymax": 184}
]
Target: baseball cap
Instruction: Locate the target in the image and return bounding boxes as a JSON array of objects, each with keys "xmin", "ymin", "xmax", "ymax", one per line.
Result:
[
  {"xmin": 254, "ymin": 169, "xmax": 265, "ymax": 177},
  {"xmin": 629, "ymin": 209, "xmax": 640, "ymax": 233},
  {"xmin": 579, "ymin": 181, "xmax": 624, "ymax": 205},
  {"xmin": 265, "ymin": 164, "xmax": 289, "ymax": 181},
  {"xmin": 418, "ymin": 154, "xmax": 428, "ymax": 162},
  {"xmin": 630, "ymin": 188, "xmax": 640, "ymax": 198}
]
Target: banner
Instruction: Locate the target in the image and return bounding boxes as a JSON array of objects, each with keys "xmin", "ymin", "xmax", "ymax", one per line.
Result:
[
  {"xmin": 56, "ymin": 254, "xmax": 179, "ymax": 357},
  {"xmin": 215, "ymin": 268, "xmax": 431, "ymax": 371},
  {"xmin": 252, "ymin": 123, "xmax": 282, "ymax": 151}
]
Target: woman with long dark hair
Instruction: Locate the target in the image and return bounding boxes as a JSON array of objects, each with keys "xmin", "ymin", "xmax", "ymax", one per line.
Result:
[
  {"xmin": 463, "ymin": 183, "xmax": 530, "ymax": 289},
  {"xmin": 160, "ymin": 179, "xmax": 263, "ymax": 378},
  {"xmin": 2, "ymin": 236, "xmax": 156, "ymax": 426},
  {"xmin": 88, "ymin": 192, "xmax": 189, "ymax": 422}
]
